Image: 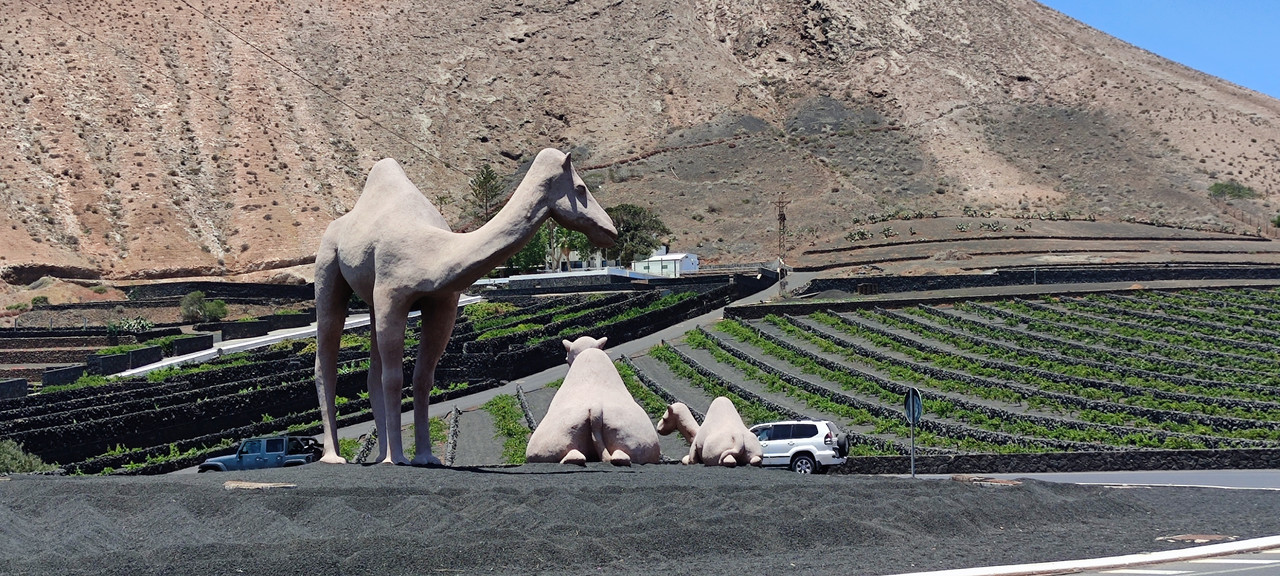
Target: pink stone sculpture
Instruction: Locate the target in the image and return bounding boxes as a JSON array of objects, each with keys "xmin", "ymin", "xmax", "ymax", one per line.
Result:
[
  {"xmin": 313, "ymin": 149, "xmax": 617, "ymax": 465},
  {"xmin": 525, "ymin": 336, "xmax": 662, "ymax": 465},
  {"xmin": 656, "ymin": 397, "xmax": 763, "ymax": 467}
]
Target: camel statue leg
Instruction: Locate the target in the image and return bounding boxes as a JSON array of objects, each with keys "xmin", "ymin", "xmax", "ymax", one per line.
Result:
[
  {"xmin": 408, "ymin": 297, "xmax": 456, "ymax": 466},
  {"xmin": 371, "ymin": 294, "xmax": 411, "ymax": 465},
  {"xmin": 365, "ymin": 316, "xmax": 389, "ymax": 463},
  {"xmin": 588, "ymin": 409, "xmax": 613, "ymax": 464},
  {"xmin": 560, "ymin": 449, "xmax": 587, "ymax": 465},
  {"xmin": 312, "ymin": 249, "xmax": 351, "ymax": 464},
  {"xmin": 600, "ymin": 421, "xmax": 637, "ymax": 467}
]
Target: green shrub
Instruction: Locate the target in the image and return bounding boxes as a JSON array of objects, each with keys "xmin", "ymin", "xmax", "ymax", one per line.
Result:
[
  {"xmin": 0, "ymin": 439, "xmax": 58, "ymax": 473},
  {"xmin": 91, "ymin": 285, "xmax": 109, "ymax": 294},
  {"xmin": 482, "ymin": 395, "xmax": 530, "ymax": 464},
  {"xmin": 142, "ymin": 334, "xmax": 197, "ymax": 355},
  {"xmin": 30, "ymin": 295, "xmax": 49, "ymax": 308},
  {"xmin": 465, "ymin": 301, "xmax": 518, "ymax": 322},
  {"xmin": 1208, "ymin": 179, "xmax": 1257, "ymax": 199},
  {"xmin": 338, "ymin": 437, "xmax": 361, "ymax": 461},
  {"xmin": 269, "ymin": 338, "xmax": 302, "ymax": 353},
  {"xmin": 273, "ymin": 308, "xmax": 302, "ymax": 315},
  {"xmin": 43, "ymin": 373, "xmax": 112, "ymax": 393},
  {"xmin": 95, "ymin": 343, "xmax": 147, "ymax": 356},
  {"xmin": 477, "ymin": 323, "xmax": 541, "ymax": 341},
  {"xmin": 106, "ymin": 316, "xmax": 154, "ymax": 334},
  {"xmin": 4, "ymin": 302, "xmax": 28, "ymax": 312},
  {"xmin": 180, "ymin": 291, "xmax": 228, "ymax": 322},
  {"xmin": 204, "ymin": 299, "xmax": 228, "ymax": 321}
]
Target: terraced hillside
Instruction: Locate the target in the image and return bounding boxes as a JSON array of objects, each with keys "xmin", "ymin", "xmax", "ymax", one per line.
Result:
[
  {"xmin": 0, "ymin": 285, "xmax": 736, "ymax": 474},
  {"xmin": 450, "ymin": 287, "xmax": 1280, "ymax": 472},
  {"xmin": 9, "ymin": 283, "xmax": 1279, "ymax": 474}
]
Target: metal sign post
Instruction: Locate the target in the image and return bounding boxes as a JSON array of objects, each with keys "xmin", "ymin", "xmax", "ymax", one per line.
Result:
[{"xmin": 904, "ymin": 387, "xmax": 922, "ymax": 478}]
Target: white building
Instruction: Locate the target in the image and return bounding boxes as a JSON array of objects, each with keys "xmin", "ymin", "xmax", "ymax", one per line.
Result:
[{"xmin": 631, "ymin": 249, "xmax": 699, "ymax": 278}]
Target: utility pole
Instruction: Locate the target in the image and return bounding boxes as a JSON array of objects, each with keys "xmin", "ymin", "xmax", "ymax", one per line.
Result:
[
  {"xmin": 773, "ymin": 193, "xmax": 790, "ymax": 258},
  {"xmin": 773, "ymin": 193, "xmax": 791, "ymax": 298}
]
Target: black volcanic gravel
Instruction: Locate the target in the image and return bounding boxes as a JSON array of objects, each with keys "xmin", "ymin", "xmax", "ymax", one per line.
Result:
[{"xmin": 2, "ymin": 464, "xmax": 1279, "ymax": 575}]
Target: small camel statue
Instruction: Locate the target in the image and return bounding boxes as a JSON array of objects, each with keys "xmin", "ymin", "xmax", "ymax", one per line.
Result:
[
  {"xmin": 657, "ymin": 398, "xmax": 763, "ymax": 467},
  {"xmin": 525, "ymin": 336, "xmax": 662, "ymax": 465},
  {"xmin": 313, "ymin": 149, "xmax": 617, "ymax": 465}
]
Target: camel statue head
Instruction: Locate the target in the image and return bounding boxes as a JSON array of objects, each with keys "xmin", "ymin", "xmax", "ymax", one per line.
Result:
[
  {"xmin": 532, "ymin": 148, "xmax": 617, "ymax": 248},
  {"xmin": 656, "ymin": 402, "xmax": 687, "ymax": 436},
  {"xmin": 563, "ymin": 335, "xmax": 607, "ymax": 365}
]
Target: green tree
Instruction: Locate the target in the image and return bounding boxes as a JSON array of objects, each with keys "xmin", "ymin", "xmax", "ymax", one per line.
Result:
[
  {"xmin": 546, "ymin": 222, "xmax": 596, "ymax": 270},
  {"xmin": 464, "ymin": 164, "xmax": 507, "ymax": 224},
  {"xmin": 180, "ymin": 291, "xmax": 207, "ymax": 322},
  {"xmin": 508, "ymin": 222, "xmax": 551, "ymax": 273},
  {"xmin": 604, "ymin": 204, "xmax": 671, "ymax": 264}
]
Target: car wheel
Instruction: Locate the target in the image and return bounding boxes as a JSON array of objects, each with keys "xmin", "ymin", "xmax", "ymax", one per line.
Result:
[{"xmin": 790, "ymin": 454, "xmax": 816, "ymax": 474}]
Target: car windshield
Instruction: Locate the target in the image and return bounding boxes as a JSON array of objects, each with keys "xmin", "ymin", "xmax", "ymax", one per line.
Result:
[{"xmin": 239, "ymin": 439, "xmax": 263, "ymax": 455}]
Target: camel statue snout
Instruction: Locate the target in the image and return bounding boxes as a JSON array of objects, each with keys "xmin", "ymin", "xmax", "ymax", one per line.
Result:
[{"xmin": 590, "ymin": 221, "xmax": 618, "ymax": 248}]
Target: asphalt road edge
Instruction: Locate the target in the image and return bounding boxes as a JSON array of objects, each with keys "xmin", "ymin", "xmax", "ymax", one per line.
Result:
[{"xmin": 890, "ymin": 534, "xmax": 1280, "ymax": 576}]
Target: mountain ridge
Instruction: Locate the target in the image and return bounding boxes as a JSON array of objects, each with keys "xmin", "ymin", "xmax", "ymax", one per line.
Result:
[{"xmin": 0, "ymin": 0, "xmax": 1276, "ymax": 282}]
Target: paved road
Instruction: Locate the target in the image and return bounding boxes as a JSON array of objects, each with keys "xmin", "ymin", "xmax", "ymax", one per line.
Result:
[
  {"xmin": 1080, "ymin": 549, "xmax": 1280, "ymax": 576},
  {"xmin": 896, "ymin": 537, "xmax": 1280, "ymax": 576},
  {"xmin": 908, "ymin": 470, "xmax": 1280, "ymax": 491}
]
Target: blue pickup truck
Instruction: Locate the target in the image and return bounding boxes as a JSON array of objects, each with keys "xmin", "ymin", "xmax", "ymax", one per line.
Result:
[{"xmin": 197, "ymin": 436, "xmax": 322, "ymax": 472}]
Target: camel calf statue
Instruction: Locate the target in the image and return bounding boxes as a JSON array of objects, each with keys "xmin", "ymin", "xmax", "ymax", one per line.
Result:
[
  {"xmin": 525, "ymin": 336, "xmax": 662, "ymax": 465},
  {"xmin": 313, "ymin": 149, "xmax": 617, "ymax": 465},
  {"xmin": 657, "ymin": 398, "xmax": 763, "ymax": 467}
]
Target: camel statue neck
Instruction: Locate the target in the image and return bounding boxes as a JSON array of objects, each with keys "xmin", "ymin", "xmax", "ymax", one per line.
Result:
[
  {"xmin": 451, "ymin": 170, "xmax": 555, "ymax": 287},
  {"xmin": 668, "ymin": 404, "xmax": 700, "ymax": 444}
]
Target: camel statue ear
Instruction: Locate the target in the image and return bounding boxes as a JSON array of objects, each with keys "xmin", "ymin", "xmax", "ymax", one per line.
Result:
[
  {"xmin": 595, "ymin": 337, "xmax": 607, "ymax": 349},
  {"xmin": 562, "ymin": 152, "xmax": 573, "ymax": 170},
  {"xmin": 562, "ymin": 339, "xmax": 573, "ymax": 352}
]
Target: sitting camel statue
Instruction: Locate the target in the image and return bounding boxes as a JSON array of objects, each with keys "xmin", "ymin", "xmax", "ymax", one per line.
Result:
[
  {"xmin": 525, "ymin": 336, "xmax": 662, "ymax": 465},
  {"xmin": 657, "ymin": 398, "xmax": 763, "ymax": 467},
  {"xmin": 313, "ymin": 149, "xmax": 617, "ymax": 465}
]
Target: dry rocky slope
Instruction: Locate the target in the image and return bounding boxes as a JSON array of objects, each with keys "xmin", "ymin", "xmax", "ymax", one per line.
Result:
[{"xmin": 1, "ymin": 0, "xmax": 1278, "ymax": 283}]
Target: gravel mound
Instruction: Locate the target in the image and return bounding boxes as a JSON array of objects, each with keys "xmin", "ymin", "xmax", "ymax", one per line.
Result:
[{"xmin": 3, "ymin": 465, "xmax": 1278, "ymax": 576}]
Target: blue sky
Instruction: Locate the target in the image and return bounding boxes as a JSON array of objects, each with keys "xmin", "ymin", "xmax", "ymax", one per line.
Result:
[{"xmin": 1039, "ymin": 0, "xmax": 1280, "ymax": 101}]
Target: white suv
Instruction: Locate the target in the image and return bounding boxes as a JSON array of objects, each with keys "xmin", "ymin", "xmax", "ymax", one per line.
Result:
[{"xmin": 750, "ymin": 420, "xmax": 848, "ymax": 474}]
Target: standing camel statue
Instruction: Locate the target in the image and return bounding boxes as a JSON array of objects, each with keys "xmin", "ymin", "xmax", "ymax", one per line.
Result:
[
  {"xmin": 313, "ymin": 149, "xmax": 617, "ymax": 465},
  {"xmin": 657, "ymin": 398, "xmax": 763, "ymax": 467},
  {"xmin": 525, "ymin": 336, "xmax": 662, "ymax": 465}
]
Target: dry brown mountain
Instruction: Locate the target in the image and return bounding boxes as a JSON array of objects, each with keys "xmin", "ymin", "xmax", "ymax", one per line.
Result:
[{"xmin": 1, "ymin": 0, "xmax": 1278, "ymax": 284}]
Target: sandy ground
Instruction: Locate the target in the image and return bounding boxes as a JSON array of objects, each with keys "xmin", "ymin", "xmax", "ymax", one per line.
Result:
[{"xmin": 3, "ymin": 465, "xmax": 1279, "ymax": 576}]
